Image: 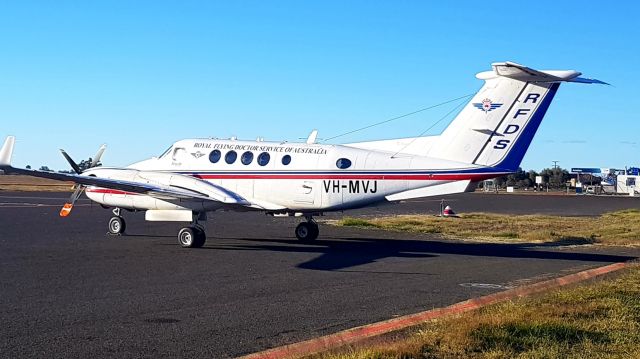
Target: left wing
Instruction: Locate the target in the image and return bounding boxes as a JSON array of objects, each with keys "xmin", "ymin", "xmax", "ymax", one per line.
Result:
[{"xmin": 0, "ymin": 136, "xmax": 252, "ymax": 207}]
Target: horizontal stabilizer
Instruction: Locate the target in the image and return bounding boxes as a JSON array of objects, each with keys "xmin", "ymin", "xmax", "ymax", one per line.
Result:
[
  {"xmin": 477, "ymin": 61, "xmax": 608, "ymax": 85},
  {"xmin": 385, "ymin": 180, "xmax": 475, "ymax": 201}
]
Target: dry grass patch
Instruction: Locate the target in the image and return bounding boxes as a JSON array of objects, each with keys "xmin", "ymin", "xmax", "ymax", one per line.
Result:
[
  {"xmin": 0, "ymin": 175, "xmax": 73, "ymax": 192},
  {"xmin": 335, "ymin": 210, "xmax": 640, "ymax": 246},
  {"xmin": 312, "ymin": 265, "xmax": 640, "ymax": 359}
]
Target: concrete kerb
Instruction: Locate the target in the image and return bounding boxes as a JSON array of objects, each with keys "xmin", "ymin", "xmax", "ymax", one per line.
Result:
[{"xmin": 240, "ymin": 261, "xmax": 630, "ymax": 359}]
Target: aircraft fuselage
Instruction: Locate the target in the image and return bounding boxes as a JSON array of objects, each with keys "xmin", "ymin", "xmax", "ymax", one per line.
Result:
[{"xmin": 84, "ymin": 138, "xmax": 502, "ymax": 214}]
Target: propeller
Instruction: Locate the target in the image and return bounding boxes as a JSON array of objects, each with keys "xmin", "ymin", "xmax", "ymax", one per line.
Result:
[{"xmin": 59, "ymin": 144, "xmax": 107, "ymax": 217}]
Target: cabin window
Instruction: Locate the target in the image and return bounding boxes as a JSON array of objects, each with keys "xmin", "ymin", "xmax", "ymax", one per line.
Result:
[
  {"xmin": 209, "ymin": 150, "xmax": 221, "ymax": 163},
  {"xmin": 282, "ymin": 154, "xmax": 291, "ymax": 165},
  {"xmin": 336, "ymin": 158, "xmax": 352, "ymax": 169},
  {"xmin": 257, "ymin": 152, "xmax": 270, "ymax": 166},
  {"xmin": 241, "ymin": 151, "xmax": 254, "ymax": 165},
  {"xmin": 225, "ymin": 150, "xmax": 237, "ymax": 164},
  {"xmin": 627, "ymin": 178, "xmax": 636, "ymax": 187}
]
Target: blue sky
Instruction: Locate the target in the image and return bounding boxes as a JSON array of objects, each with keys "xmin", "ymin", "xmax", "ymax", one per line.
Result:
[{"xmin": 1, "ymin": 1, "xmax": 638, "ymax": 171}]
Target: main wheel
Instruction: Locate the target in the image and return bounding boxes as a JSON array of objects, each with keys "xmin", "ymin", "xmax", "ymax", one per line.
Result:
[
  {"xmin": 108, "ymin": 216, "xmax": 126, "ymax": 235},
  {"xmin": 295, "ymin": 222, "xmax": 319, "ymax": 242},
  {"xmin": 178, "ymin": 226, "xmax": 207, "ymax": 248},
  {"xmin": 193, "ymin": 227, "xmax": 207, "ymax": 248}
]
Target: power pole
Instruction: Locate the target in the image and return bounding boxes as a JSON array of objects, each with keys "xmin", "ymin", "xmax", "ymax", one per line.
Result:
[{"xmin": 552, "ymin": 160, "xmax": 559, "ymax": 169}]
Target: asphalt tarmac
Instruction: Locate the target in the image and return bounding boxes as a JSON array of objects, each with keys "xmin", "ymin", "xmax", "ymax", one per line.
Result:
[{"xmin": 1, "ymin": 192, "xmax": 639, "ymax": 358}]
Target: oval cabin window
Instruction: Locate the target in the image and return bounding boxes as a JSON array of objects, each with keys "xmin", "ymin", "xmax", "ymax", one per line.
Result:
[
  {"xmin": 257, "ymin": 152, "xmax": 270, "ymax": 166},
  {"xmin": 336, "ymin": 158, "xmax": 352, "ymax": 169},
  {"xmin": 241, "ymin": 151, "xmax": 254, "ymax": 165},
  {"xmin": 225, "ymin": 151, "xmax": 237, "ymax": 164},
  {"xmin": 209, "ymin": 150, "xmax": 221, "ymax": 163}
]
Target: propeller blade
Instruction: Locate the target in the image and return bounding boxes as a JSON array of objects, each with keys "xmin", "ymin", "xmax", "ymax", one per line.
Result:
[
  {"xmin": 60, "ymin": 149, "xmax": 82, "ymax": 174},
  {"xmin": 60, "ymin": 185, "xmax": 85, "ymax": 217},
  {"xmin": 91, "ymin": 144, "xmax": 106, "ymax": 168}
]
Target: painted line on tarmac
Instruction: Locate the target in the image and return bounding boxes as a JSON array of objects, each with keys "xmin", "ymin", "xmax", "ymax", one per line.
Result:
[
  {"xmin": 240, "ymin": 262, "xmax": 630, "ymax": 359},
  {"xmin": 0, "ymin": 195, "xmax": 78, "ymax": 201},
  {"xmin": 0, "ymin": 202, "xmax": 92, "ymax": 208}
]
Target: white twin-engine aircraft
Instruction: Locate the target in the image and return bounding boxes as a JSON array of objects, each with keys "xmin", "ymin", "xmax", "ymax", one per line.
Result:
[{"xmin": 0, "ymin": 62, "xmax": 605, "ymax": 248}]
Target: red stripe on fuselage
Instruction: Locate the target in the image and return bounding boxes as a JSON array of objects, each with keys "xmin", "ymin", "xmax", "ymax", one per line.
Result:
[
  {"xmin": 193, "ymin": 173, "xmax": 501, "ymax": 181},
  {"xmin": 85, "ymin": 189, "xmax": 139, "ymax": 196}
]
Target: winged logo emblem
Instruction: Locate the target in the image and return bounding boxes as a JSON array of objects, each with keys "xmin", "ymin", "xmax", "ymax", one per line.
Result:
[
  {"xmin": 473, "ymin": 98, "xmax": 503, "ymax": 113},
  {"xmin": 191, "ymin": 151, "xmax": 205, "ymax": 159}
]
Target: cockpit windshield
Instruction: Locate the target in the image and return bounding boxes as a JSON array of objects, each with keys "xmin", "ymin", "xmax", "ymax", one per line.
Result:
[{"xmin": 158, "ymin": 145, "xmax": 172, "ymax": 158}]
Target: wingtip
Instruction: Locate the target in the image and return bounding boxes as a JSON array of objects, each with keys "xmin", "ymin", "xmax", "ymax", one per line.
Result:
[{"xmin": 0, "ymin": 136, "xmax": 16, "ymax": 167}]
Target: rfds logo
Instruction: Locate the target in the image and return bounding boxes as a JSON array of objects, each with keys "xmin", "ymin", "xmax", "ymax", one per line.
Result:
[{"xmin": 473, "ymin": 98, "xmax": 503, "ymax": 113}]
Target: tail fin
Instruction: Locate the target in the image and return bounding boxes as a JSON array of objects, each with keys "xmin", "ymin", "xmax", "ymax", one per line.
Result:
[{"xmin": 427, "ymin": 62, "xmax": 606, "ymax": 171}]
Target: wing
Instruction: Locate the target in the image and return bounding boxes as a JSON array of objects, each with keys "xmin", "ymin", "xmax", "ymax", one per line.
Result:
[
  {"xmin": 0, "ymin": 136, "xmax": 251, "ymax": 207},
  {"xmin": 5, "ymin": 165, "xmax": 250, "ymax": 205}
]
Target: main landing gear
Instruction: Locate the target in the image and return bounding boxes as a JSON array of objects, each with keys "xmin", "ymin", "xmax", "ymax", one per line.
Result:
[
  {"xmin": 106, "ymin": 208, "xmax": 207, "ymax": 248},
  {"xmin": 295, "ymin": 216, "xmax": 319, "ymax": 242},
  {"xmin": 177, "ymin": 212, "xmax": 207, "ymax": 248},
  {"xmin": 177, "ymin": 225, "xmax": 206, "ymax": 248}
]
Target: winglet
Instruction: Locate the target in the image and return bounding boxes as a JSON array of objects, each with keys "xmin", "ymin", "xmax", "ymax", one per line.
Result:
[{"xmin": 0, "ymin": 136, "xmax": 16, "ymax": 167}]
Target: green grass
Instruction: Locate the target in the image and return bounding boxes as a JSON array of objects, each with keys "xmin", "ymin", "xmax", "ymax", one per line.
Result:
[
  {"xmin": 311, "ymin": 265, "xmax": 640, "ymax": 359},
  {"xmin": 334, "ymin": 209, "xmax": 640, "ymax": 246}
]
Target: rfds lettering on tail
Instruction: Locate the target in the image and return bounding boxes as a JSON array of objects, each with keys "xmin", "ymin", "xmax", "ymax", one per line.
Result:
[{"xmin": 0, "ymin": 61, "xmax": 607, "ymax": 247}]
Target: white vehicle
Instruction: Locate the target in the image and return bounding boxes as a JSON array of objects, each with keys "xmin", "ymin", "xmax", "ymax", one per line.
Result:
[{"xmin": 0, "ymin": 62, "xmax": 605, "ymax": 247}]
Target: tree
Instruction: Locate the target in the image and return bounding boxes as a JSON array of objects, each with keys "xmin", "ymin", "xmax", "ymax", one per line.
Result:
[
  {"xmin": 490, "ymin": 167, "xmax": 569, "ymax": 190},
  {"xmin": 39, "ymin": 166, "xmax": 52, "ymax": 172},
  {"xmin": 25, "ymin": 165, "xmax": 31, "ymax": 169},
  {"xmin": 539, "ymin": 167, "xmax": 570, "ymax": 189}
]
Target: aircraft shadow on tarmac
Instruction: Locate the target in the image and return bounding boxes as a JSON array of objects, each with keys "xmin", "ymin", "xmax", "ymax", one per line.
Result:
[{"xmin": 193, "ymin": 236, "xmax": 638, "ymax": 272}]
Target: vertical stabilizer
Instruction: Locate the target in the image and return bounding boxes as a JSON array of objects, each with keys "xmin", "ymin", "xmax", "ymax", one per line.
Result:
[{"xmin": 427, "ymin": 62, "xmax": 605, "ymax": 171}]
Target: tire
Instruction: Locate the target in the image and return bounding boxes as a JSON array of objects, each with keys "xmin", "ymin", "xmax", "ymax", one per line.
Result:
[
  {"xmin": 192, "ymin": 227, "xmax": 207, "ymax": 248},
  {"xmin": 178, "ymin": 227, "xmax": 206, "ymax": 248},
  {"xmin": 178, "ymin": 227, "xmax": 196, "ymax": 248},
  {"xmin": 295, "ymin": 222, "xmax": 319, "ymax": 242},
  {"xmin": 108, "ymin": 216, "xmax": 126, "ymax": 235}
]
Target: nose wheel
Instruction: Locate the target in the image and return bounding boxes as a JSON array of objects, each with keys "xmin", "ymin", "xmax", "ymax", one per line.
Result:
[
  {"xmin": 295, "ymin": 217, "xmax": 319, "ymax": 242},
  {"xmin": 178, "ymin": 225, "xmax": 206, "ymax": 248}
]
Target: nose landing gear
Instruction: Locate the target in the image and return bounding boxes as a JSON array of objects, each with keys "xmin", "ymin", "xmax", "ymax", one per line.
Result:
[{"xmin": 295, "ymin": 216, "xmax": 319, "ymax": 242}]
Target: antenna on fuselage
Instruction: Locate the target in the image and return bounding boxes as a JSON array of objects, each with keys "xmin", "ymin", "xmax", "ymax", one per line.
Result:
[{"xmin": 306, "ymin": 129, "xmax": 318, "ymax": 144}]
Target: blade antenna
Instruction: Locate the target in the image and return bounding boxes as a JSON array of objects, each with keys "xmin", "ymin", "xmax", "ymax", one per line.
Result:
[{"xmin": 91, "ymin": 144, "xmax": 107, "ymax": 168}]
